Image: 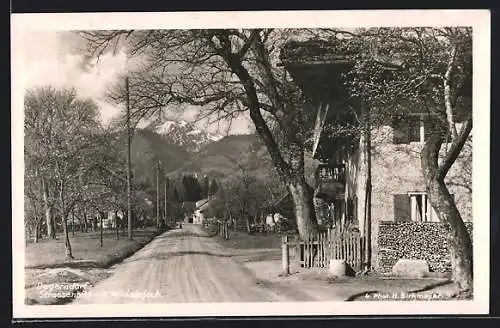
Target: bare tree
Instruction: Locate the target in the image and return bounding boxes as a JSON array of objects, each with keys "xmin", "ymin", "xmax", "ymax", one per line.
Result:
[
  {"xmin": 79, "ymin": 29, "xmax": 319, "ymax": 238},
  {"xmin": 24, "ymin": 87, "xmax": 113, "ymax": 258}
]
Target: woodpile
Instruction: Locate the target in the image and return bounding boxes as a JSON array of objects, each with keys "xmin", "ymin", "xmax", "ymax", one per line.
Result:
[{"xmin": 378, "ymin": 222, "xmax": 473, "ymax": 273}]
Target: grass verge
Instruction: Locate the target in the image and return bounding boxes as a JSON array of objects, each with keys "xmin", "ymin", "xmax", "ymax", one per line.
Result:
[
  {"xmin": 213, "ymin": 229, "xmax": 282, "ymax": 250},
  {"xmin": 24, "ymin": 227, "xmax": 158, "ymax": 305},
  {"xmin": 25, "ymin": 227, "xmax": 158, "ymax": 269}
]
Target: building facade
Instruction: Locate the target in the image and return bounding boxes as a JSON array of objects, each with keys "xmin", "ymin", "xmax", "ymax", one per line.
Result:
[
  {"xmin": 193, "ymin": 198, "xmax": 210, "ymax": 225},
  {"xmin": 280, "ymin": 39, "xmax": 472, "ymax": 271}
]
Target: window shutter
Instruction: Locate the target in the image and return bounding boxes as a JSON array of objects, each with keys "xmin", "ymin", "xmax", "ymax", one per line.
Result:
[
  {"xmin": 393, "ymin": 194, "xmax": 411, "ymax": 222},
  {"xmin": 347, "ymin": 198, "xmax": 354, "ymax": 221},
  {"xmin": 392, "ymin": 119, "xmax": 410, "ymax": 144},
  {"xmin": 409, "ymin": 117, "xmax": 421, "ymax": 143}
]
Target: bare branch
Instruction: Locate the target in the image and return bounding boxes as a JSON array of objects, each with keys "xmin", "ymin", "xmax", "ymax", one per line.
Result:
[
  {"xmin": 437, "ymin": 114, "xmax": 472, "ymax": 180},
  {"xmin": 238, "ymin": 29, "xmax": 261, "ymax": 59},
  {"xmin": 444, "ymin": 44, "xmax": 459, "ymax": 139}
]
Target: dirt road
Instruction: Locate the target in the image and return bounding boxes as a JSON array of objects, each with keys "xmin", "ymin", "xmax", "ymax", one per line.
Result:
[{"xmin": 74, "ymin": 224, "xmax": 309, "ymax": 303}]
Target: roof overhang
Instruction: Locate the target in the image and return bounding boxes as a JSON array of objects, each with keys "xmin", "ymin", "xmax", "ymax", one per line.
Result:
[
  {"xmin": 282, "ymin": 60, "xmax": 354, "ymax": 104},
  {"xmin": 279, "ymin": 40, "xmax": 404, "ymax": 105},
  {"xmin": 280, "ymin": 40, "xmax": 404, "ymax": 159}
]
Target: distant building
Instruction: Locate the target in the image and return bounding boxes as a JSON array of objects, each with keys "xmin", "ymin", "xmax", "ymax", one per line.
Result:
[{"xmin": 193, "ymin": 198, "xmax": 211, "ymax": 225}]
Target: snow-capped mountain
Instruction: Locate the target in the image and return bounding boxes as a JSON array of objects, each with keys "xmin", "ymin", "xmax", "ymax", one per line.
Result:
[{"xmin": 150, "ymin": 120, "xmax": 223, "ymax": 152}]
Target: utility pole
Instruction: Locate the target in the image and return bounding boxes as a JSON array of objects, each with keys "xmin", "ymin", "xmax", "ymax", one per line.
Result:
[
  {"xmin": 126, "ymin": 76, "xmax": 133, "ymax": 241},
  {"xmin": 362, "ymin": 103, "xmax": 372, "ymax": 271},
  {"xmin": 156, "ymin": 160, "xmax": 161, "ymax": 233},
  {"xmin": 164, "ymin": 178, "xmax": 168, "ymax": 227}
]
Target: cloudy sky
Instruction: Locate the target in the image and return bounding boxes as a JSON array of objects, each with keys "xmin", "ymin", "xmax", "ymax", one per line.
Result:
[{"xmin": 19, "ymin": 30, "xmax": 253, "ymax": 135}]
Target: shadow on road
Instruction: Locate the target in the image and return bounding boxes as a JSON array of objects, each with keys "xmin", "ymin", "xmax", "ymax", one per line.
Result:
[
  {"xmin": 126, "ymin": 250, "xmax": 234, "ymax": 263},
  {"xmin": 155, "ymin": 233, "xmax": 211, "ymax": 239},
  {"xmin": 154, "ymin": 230, "xmax": 211, "ymax": 239}
]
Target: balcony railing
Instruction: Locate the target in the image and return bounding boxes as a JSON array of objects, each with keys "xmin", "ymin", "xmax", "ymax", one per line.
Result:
[
  {"xmin": 316, "ymin": 163, "xmax": 346, "ymax": 183},
  {"xmin": 314, "ymin": 163, "xmax": 346, "ymax": 200}
]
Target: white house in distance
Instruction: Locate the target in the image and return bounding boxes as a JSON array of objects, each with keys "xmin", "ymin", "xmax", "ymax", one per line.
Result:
[
  {"xmin": 193, "ymin": 198, "xmax": 210, "ymax": 225},
  {"xmin": 104, "ymin": 210, "xmax": 124, "ymax": 229}
]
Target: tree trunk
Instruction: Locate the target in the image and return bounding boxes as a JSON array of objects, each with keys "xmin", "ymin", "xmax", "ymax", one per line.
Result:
[
  {"xmin": 288, "ymin": 181, "xmax": 318, "ymax": 238},
  {"xmin": 79, "ymin": 209, "xmax": 84, "ymax": 233},
  {"xmin": 26, "ymin": 222, "xmax": 32, "ymax": 242},
  {"xmin": 34, "ymin": 219, "xmax": 41, "ymax": 243},
  {"xmin": 27, "ymin": 221, "xmax": 33, "ymax": 243},
  {"xmin": 71, "ymin": 209, "xmax": 75, "ymax": 237},
  {"xmin": 41, "ymin": 177, "xmax": 55, "ymax": 239},
  {"xmin": 100, "ymin": 212, "xmax": 104, "ymax": 248},
  {"xmin": 427, "ymin": 177, "xmax": 472, "ymax": 291},
  {"xmin": 57, "ymin": 177, "xmax": 73, "ymax": 259},
  {"xmin": 224, "ymin": 47, "xmax": 318, "ymax": 240},
  {"xmin": 122, "ymin": 210, "xmax": 127, "ymax": 233},
  {"xmin": 83, "ymin": 209, "xmax": 88, "ymax": 233},
  {"xmin": 421, "ymin": 131, "xmax": 473, "ymax": 292},
  {"xmin": 245, "ymin": 214, "xmax": 251, "ymax": 234},
  {"xmin": 62, "ymin": 215, "xmax": 73, "ymax": 259},
  {"xmin": 227, "ymin": 209, "xmax": 234, "ymax": 230}
]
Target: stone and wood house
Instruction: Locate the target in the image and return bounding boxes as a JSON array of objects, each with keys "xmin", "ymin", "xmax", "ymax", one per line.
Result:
[{"xmin": 280, "ymin": 40, "xmax": 472, "ymax": 272}]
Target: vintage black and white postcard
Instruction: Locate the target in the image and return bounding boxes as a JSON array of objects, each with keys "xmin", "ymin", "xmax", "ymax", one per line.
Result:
[{"xmin": 11, "ymin": 10, "xmax": 491, "ymax": 318}]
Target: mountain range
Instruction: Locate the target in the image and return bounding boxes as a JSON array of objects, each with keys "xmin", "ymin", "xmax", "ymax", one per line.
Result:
[
  {"xmin": 127, "ymin": 119, "xmax": 318, "ymax": 188},
  {"xmin": 126, "ymin": 120, "xmax": 272, "ymax": 183},
  {"xmin": 149, "ymin": 120, "xmax": 224, "ymax": 153}
]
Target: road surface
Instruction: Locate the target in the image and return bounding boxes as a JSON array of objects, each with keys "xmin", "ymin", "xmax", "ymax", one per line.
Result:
[{"xmin": 74, "ymin": 224, "xmax": 309, "ymax": 303}]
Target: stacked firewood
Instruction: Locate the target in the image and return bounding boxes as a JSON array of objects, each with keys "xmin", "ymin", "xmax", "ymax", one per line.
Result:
[{"xmin": 377, "ymin": 221, "xmax": 473, "ymax": 273}]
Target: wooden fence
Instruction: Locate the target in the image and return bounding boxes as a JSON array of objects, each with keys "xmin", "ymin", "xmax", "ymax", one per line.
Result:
[
  {"xmin": 202, "ymin": 220, "xmax": 230, "ymax": 239},
  {"xmin": 281, "ymin": 228, "xmax": 366, "ymax": 274},
  {"xmin": 217, "ymin": 220, "xmax": 230, "ymax": 240}
]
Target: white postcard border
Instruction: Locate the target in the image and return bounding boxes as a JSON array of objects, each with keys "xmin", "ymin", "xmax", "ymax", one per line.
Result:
[{"xmin": 11, "ymin": 9, "xmax": 491, "ymax": 318}]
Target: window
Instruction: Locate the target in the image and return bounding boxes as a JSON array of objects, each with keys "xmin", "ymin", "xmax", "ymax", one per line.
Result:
[
  {"xmin": 392, "ymin": 114, "xmax": 431, "ymax": 144},
  {"xmin": 408, "ymin": 116, "xmax": 422, "ymax": 143},
  {"xmin": 408, "ymin": 192, "xmax": 438, "ymax": 222},
  {"xmin": 393, "ymin": 192, "xmax": 453, "ymax": 222}
]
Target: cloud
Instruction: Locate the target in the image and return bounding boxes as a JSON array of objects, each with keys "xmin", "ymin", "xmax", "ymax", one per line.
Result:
[
  {"xmin": 21, "ymin": 31, "xmax": 127, "ymax": 123},
  {"xmin": 20, "ymin": 30, "xmax": 253, "ymax": 134}
]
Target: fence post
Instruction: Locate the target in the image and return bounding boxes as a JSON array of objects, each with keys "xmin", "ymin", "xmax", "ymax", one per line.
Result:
[{"xmin": 282, "ymin": 235, "xmax": 290, "ymax": 275}]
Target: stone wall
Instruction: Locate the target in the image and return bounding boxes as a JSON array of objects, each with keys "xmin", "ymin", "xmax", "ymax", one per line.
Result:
[
  {"xmin": 370, "ymin": 126, "xmax": 472, "ymax": 223},
  {"xmin": 368, "ymin": 125, "xmax": 472, "ymax": 271},
  {"xmin": 377, "ymin": 221, "xmax": 473, "ymax": 273}
]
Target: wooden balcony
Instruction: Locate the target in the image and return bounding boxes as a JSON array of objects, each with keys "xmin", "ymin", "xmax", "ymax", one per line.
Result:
[{"xmin": 314, "ymin": 163, "xmax": 346, "ymax": 201}]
